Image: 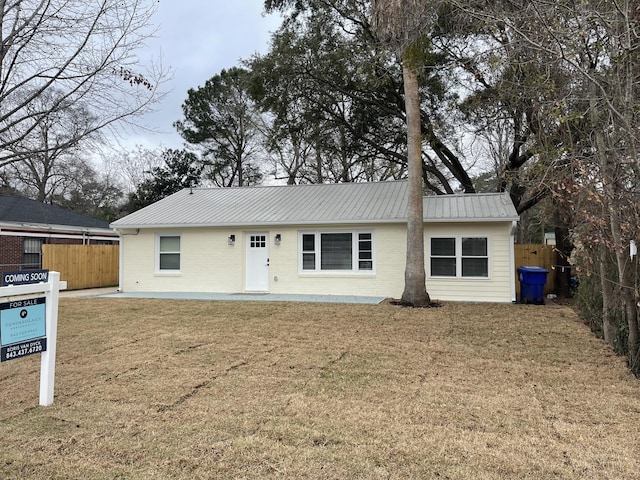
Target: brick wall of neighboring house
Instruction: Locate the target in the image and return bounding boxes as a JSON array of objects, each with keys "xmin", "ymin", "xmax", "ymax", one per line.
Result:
[
  {"xmin": 95, "ymin": 239, "xmax": 119, "ymax": 245},
  {"xmin": 0, "ymin": 234, "xmax": 117, "ymax": 271},
  {"xmin": 46, "ymin": 238, "xmax": 117, "ymax": 245},
  {"xmin": 48, "ymin": 237, "xmax": 83, "ymax": 245},
  {"xmin": 0, "ymin": 236, "xmax": 23, "ymax": 270}
]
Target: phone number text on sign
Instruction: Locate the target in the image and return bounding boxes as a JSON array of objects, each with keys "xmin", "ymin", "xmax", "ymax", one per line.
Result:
[
  {"xmin": 0, "ymin": 297, "xmax": 47, "ymax": 362},
  {"xmin": 2, "ymin": 338, "xmax": 47, "ymax": 362}
]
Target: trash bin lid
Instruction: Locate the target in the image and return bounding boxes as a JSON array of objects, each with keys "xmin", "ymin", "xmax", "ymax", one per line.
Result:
[{"xmin": 517, "ymin": 266, "xmax": 549, "ymax": 273}]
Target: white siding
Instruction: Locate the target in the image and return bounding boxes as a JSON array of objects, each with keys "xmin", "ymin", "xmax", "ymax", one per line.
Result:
[
  {"xmin": 121, "ymin": 228, "xmax": 244, "ymax": 293},
  {"xmin": 424, "ymin": 223, "xmax": 514, "ymax": 303},
  {"xmin": 119, "ymin": 221, "xmax": 514, "ymax": 302}
]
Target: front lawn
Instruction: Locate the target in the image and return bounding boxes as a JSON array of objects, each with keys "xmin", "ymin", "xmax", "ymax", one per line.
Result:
[{"xmin": 1, "ymin": 299, "xmax": 639, "ymax": 479}]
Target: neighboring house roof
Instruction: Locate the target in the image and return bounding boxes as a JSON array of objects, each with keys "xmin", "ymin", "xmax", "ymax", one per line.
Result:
[
  {"xmin": 111, "ymin": 181, "xmax": 518, "ymax": 229},
  {"xmin": 0, "ymin": 196, "xmax": 116, "ymax": 235}
]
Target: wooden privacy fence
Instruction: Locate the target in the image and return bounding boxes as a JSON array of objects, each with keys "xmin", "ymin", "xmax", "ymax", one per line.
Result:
[
  {"xmin": 42, "ymin": 244, "xmax": 119, "ymax": 290},
  {"xmin": 514, "ymin": 244, "xmax": 558, "ymax": 295}
]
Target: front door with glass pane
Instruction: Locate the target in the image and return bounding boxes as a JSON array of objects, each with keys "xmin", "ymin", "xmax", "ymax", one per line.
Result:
[{"xmin": 245, "ymin": 233, "xmax": 269, "ymax": 291}]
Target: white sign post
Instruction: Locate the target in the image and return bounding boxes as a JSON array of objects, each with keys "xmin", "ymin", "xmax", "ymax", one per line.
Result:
[{"xmin": 0, "ymin": 271, "xmax": 66, "ymax": 406}]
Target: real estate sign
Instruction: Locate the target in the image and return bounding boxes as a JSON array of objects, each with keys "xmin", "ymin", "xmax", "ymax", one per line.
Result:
[
  {"xmin": 2, "ymin": 269, "xmax": 49, "ymax": 286},
  {"xmin": 0, "ymin": 297, "xmax": 47, "ymax": 362},
  {"xmin": 0, "ymin": 271, "xmax": 64, "ymax": 406}
]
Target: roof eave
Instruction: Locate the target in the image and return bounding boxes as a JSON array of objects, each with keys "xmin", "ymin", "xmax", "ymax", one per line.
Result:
[
  {"xmin": 111, "ymin": 219, "xmax": 410, "ymax": 230},
  {"xmin": 423, "ymin": 217, "xmax": 519, "ymax": 223},
  {"xmin": 111, "ymin": 216, "xmax": 519, "ymax": 230},
  {"xmin": 0, "ymin": 221, "xmax": 117, "ymax": 236}
]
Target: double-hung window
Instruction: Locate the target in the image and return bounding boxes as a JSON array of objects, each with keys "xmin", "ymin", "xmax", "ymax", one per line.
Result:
[
  {"xmin": 23, "ymin": 238, "xmax": 43, "ymax": 269},
  {"xmin": 300, "ymin": 231, "xmax": 374, "ymax": 273},
  {"xmin": 430, "ymin": 237, "xmax": 488, "ymax": 278},
  {"xmin": 157, "ymin": 234, "xmax": 181, "ymax": 273}
]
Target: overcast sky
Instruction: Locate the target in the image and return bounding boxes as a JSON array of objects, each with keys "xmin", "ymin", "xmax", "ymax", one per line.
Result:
[{"xmin": 128, "ymin": 1, "xmax": 282, "ymax": 150}]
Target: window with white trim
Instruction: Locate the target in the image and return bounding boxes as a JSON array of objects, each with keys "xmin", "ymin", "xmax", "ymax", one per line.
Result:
[
  {"xmin": 157, "ymin": 234, "xmax": 181, "ymax": 272},
  {"xmin": 299, "ymin": 231, "xmax": 374, "ymax": 273},
  {"xmin": 430, "ymin": 237, "xmax": 488, "ymax": 278}
]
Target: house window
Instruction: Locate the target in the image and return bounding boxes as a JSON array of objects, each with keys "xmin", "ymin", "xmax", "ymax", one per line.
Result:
[
  {"xmin": 157, "ymin": 235, "xmax": 181, "ymax": 272},
  {"xmin": 358, "ymin": 233, "xmax": 373, "ymax": 270},
  {"xmin": 430, "ymin": 237, "xmax": 488, "ymax": 278},
  {"xmin": 302, "ymin": 234, "xmax": 316, "ymax": 270},
  {"xmin": 300, "ymin": 231, "xmax": 374, "ymax": 273},
  {"xmin": 23, "ymin": 238, "xmax": 43, "ymax": 269},
  {"xmin": 321, "ymin": 233, "xmax": 352, "ymax": 270}
]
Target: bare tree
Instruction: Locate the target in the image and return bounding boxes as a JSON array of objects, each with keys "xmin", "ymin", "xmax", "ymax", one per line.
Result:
[
  {"xmin": 448, "ymin": 0, "xmax": 640, "ymax": 371},
  {"xmin": 0, "ymin": 0, "xmax": 168, "ymax": 167},
  {"xmin": 102, "ymin": 145, "xmax": 166, "ymax": 196},
  {"xmin": 4, "ymin": 89, "xmax": 100, "ymax": 201}
]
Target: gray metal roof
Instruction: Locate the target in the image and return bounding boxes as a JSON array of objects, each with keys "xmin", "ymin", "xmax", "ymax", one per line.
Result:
[
  {"xmin": 111, "ymin": 181, "xmax": 518, "ymax": 229},
  {"xmin": 423, "ymin": 192, "xmax": 519, "ymax": 223}
]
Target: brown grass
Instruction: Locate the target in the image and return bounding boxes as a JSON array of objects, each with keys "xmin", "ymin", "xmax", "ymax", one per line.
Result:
[{"xmin": 1, "ymin": 298, "xmax": 639, "ymax": 479}]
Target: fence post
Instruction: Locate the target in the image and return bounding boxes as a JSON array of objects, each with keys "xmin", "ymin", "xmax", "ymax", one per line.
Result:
[{"xmin": 39, "ymin": 272, "xmax": 60, "ymax": 406}]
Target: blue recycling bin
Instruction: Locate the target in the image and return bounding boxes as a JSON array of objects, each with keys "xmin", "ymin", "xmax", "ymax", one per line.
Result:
[{"xmin": 517, "ymin": 266, "xmax": 549, "ymax": 304}]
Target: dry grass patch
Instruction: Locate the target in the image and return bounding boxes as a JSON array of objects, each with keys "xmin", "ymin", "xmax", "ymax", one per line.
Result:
[{"xmin": 1, "ymin": 299, "xmax": 639, "ymax": 479}]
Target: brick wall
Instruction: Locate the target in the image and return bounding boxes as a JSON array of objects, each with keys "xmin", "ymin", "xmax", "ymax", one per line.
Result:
[
  {"xmin": 48, "ymin": 237, "xmax": 82, "ymax": 245},
  {"xmin": 0, "ymin": 236, "xmax": 24, "ymax": 270},
  {"xmin": 46, "ymin": 238, "xmax": 117, "ymax": 245},
  {"xmin": 0, "ymin": 234, "xmax": 118, "ymax": 271}
]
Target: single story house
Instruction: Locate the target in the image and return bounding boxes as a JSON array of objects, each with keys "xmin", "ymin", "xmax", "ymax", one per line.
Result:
[
  {"xmin": 0, "ymin": 196, "xmax": 119, "ymax": 271},
  {"xmin": 110, "ymin": 181, "xmax": 519, "ymax": 303}
]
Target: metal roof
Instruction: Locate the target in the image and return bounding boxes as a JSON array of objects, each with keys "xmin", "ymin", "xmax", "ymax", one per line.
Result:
[
  {"xmin": 423, "ymin": 192, "xmax": 519, "ymax": 223},
  {"xmin": 111, "ymin": 181, "xmax": 518, "ymax": 229}
]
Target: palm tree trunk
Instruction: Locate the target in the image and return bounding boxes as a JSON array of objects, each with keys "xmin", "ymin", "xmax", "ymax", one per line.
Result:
[{"xmin": 400, "ymin": 59, "xmax": 430, "ymax": 306}]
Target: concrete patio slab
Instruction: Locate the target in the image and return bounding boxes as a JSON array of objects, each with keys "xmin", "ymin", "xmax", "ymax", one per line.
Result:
[{"xmin": 97, "ymin": 291, "xmax": 386, "ymax": 304}]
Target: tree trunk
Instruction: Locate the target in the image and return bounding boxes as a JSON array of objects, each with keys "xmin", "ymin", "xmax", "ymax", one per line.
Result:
[
  {"xmin": 553, "ymin": 212, "xmax": 573, "ymax": 298},
  {"xmin": 599, "ymin": 244, "xmax": 616, "ymax": 347},
  {"xmin": 236, "ymin": 155, "xmax": 244, "ymax": 187},
  {"xmin": 603, "ymin": 157, "xmax": 639, "ymax": 371},
  {"xmin": 588, "ymin": 69, "xmax": 640, "ymax": 372},
  {"xmin": 616, "ymin": 0, "xmax": 640, "ymax": 372},
  {"xmin": 400, "ymin": 59, "xmax": 430, "ymax": 307},
  {"xmin": 315, "ymin": 145, "xmax": 323, "ymax": 183},
  {"xmin": 612, "ymin": 228, "xmax": 640, "ymax": 372}
]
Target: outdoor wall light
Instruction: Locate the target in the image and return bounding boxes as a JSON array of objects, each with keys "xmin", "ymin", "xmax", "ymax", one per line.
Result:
[
  {"xmin": 274, "ymin": 234, "xmax": 281, "ymax": 245},
  {"xmin": 228, "ymin": 234, "xmax": 235, "ymax": 245}
]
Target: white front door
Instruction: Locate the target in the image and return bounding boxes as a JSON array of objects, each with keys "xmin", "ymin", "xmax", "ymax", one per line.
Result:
[{"xmin": 245, "ymin": 233, "xmax": 269, "ymax": 291}]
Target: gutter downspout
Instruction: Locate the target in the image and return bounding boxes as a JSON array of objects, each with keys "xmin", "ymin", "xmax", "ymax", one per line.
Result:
[
  {"xmin": 510, "ymin": 221, "xmax": 517, "ymax": 303},
  {"xmin": 118, "ymin": 232, "xmax": 124, "ymax": 292}
]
